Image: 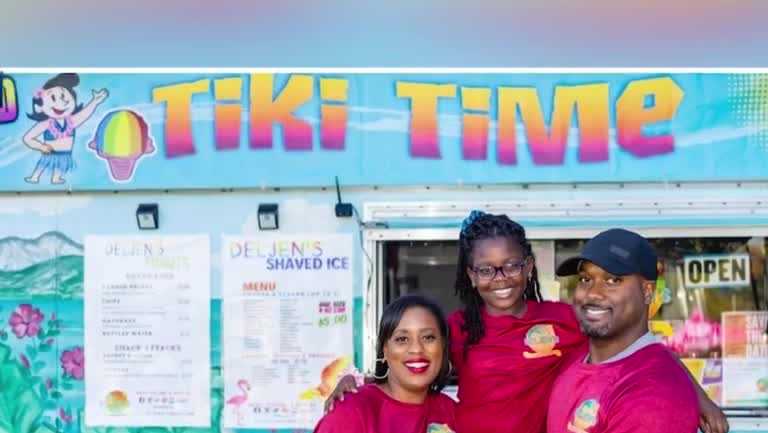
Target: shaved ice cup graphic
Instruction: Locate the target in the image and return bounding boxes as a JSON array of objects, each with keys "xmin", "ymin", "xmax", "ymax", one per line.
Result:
[
  {"xmin": 105, "ymin": 390, "xmax": 129, "ymax": 414},
  {"xmin": 88, "ymin": 110, "xmax": 155, "ymax": 182}
]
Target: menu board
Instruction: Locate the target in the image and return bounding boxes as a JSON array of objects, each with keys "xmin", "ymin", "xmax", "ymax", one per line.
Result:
[
  {"xmin": 84, "ymin": 235, "xmax": 211, "ymax": 426},
  {"xmin": 221, "ymin": 234, "xmax": 354, "ymax": 429}
]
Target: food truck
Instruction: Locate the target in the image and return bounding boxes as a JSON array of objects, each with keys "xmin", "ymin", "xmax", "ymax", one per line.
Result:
[{"xmin": 0, "ymin": 71, "xmax": 766, "ymax": 432}]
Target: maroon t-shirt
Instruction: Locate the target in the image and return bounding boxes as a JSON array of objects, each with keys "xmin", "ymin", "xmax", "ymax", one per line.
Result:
[
  {"xmin": 313, "ymin": 384, "xmax": 457, "ymax": 433},
  {"xmin": 547, "ymin": 344, "xmax": 699, "ymax": 433},
  {"xmin": 448, "ymin": 300, "xmax": 588, "ymax": 433}
]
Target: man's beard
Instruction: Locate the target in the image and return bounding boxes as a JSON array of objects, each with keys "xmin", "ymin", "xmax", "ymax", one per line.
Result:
[{"xmin": 578, "ymin": 317, "xmax": 613, "ymax": 338}]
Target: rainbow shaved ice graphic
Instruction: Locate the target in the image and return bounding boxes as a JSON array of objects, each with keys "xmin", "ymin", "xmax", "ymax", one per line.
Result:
[
  {"xmin": 105, "ymin": 390, "xmax": 129, "ymax": 414},
  {"xmin": 88, "ymin": 110, "xmax": 155, "ymax": 182},
  {"xmin": 299, "ymin": 356, "xmax": 351, "ymax": 401}
]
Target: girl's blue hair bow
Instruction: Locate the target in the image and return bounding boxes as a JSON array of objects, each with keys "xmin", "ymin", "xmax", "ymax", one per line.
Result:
[{"xmin": 460, "ymin": 210, "xmax": 487, "ymax": 234}]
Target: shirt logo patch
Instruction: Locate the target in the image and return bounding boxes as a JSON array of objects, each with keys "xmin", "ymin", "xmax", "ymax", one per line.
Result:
[
  {"xmin": 523, "ymin": 324, "xmax": 562, "ymax": 359},
  {"xmin": 427, "ymin": 423, "xmax": 455, "ymax": 433},
  {"xmin": 568, "ymin": 399, "xmax": 600, "ymax": 433}
]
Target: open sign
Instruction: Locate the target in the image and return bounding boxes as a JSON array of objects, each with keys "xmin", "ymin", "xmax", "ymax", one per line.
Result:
[{"xmin": 684, "ymin": 254, "xmax": 750, "ymax": 289}]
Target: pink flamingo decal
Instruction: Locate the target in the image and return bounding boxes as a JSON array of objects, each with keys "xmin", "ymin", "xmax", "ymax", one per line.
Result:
[{"xmin": 226, "ymin": 379, "xmax": 251, "ymax": 425}]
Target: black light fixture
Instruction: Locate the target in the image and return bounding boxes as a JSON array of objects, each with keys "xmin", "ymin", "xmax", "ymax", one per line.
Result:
[
  {"xmin": 258, "ymin": 203, "xmax": 279, "ymax": 230},
  {"xmin": 136, "ymin": 203, "xmax": 159, "ymax": 230}
]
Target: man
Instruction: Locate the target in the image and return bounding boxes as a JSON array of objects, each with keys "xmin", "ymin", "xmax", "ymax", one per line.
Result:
[{"xmin": 549, "ymin": 228, "xmax": 713, "ymax": 433}]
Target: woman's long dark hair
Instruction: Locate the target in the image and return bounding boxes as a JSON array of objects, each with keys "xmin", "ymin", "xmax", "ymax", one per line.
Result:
[
  {"xmin": 455, "ymin": 212, "xmax": 542, "ymax": 358},
  {"xmin": 374, "ymin": 294, "xmax": 451, "ymax": 393}
]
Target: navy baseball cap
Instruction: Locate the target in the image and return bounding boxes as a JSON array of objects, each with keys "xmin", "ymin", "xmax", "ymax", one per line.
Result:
[{"xmin": 556, "ymin": 228, "xmax": 658, "ymax": 280}]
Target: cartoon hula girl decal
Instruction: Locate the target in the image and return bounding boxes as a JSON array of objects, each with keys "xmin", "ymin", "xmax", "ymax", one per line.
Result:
[{"xmin": 23, "ymin": 73, "xmax": 108, "ymax": 184}]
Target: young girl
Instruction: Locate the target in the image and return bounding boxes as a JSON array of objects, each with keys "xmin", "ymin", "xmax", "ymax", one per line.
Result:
[
  {"xmin": 327, "ymin": 211, "xmax": 728, "ymax": 433},
  {"xmin": 449, "ymin": 211, "xmax": 586, "ymax": 433},
  {"xmin": 23, "ymin": 73, "xmax": 108, "ymax": 184},
  {"xmin": 314, "ymin": 295, "xmax": 456, "ymax": 433}
]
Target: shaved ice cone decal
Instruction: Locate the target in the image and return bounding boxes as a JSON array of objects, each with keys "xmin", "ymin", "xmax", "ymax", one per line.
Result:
[{"xmin": 88, "ymin": 109, "xmax": 155, "ymax": 182}]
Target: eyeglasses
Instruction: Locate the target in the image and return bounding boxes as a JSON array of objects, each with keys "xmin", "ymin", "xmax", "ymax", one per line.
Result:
[{"xmin": 471, "ymin": 259, "xmax": 528, "ymax": 280}]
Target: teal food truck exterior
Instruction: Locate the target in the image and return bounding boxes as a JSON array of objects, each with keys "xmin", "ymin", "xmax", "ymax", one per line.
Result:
[{"xmin": 0, "ymin": 71, "xmax": 766, "ymax": 431}]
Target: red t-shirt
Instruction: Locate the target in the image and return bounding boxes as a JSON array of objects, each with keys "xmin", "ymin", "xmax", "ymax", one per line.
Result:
[
  {"xmin": 448, "ymin": 300, "xmax": 588, "ymax": 433},
  {"xmin": 313, "ymin": 384, "xmax": 457, "ymax": 433},
  {"xmin": 547, "ymin": 344, "xmax": 699, "ymax": 433}
]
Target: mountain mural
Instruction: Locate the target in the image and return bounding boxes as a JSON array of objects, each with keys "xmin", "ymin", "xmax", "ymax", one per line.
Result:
[{"xmin": 0, "ymin": 232, "xmax": 83, "ymax": 299}]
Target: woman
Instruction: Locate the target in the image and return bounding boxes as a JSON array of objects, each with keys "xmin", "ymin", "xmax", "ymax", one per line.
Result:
[
  {"xmin": 23, "ymin": 73, "xmax": 108, "ymax": 184},
  {"xmin": 314, "ymin": 294, "xmax": 456, "ymax": 433}
]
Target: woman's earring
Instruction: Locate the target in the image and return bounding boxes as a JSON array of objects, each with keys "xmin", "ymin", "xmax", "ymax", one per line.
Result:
[{"xmin": 373, "ymin": 358, "xmax": 389, "ymax": 379}]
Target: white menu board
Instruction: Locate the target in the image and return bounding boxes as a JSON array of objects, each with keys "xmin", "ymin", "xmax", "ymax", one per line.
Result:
[
  {"xmin": 84, "ymin": 235, "xmax": 211, "ymax": 426},
  {"xmin": 221, "ymin": 234, "xmax": 354, "ymax": 429}
]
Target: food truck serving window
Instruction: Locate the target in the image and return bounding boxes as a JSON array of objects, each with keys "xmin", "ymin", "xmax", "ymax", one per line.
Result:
[{"xmin": 381, "ymin": 235, "xmax": 768, "ymax": 409}]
